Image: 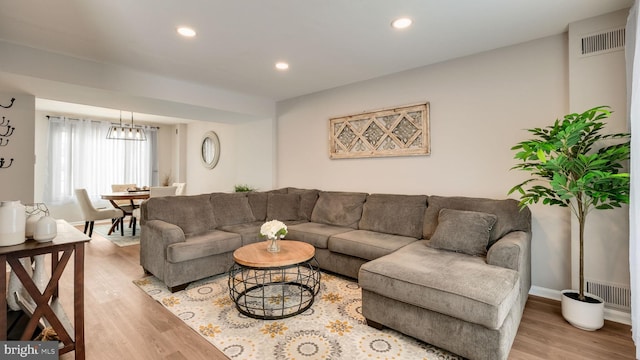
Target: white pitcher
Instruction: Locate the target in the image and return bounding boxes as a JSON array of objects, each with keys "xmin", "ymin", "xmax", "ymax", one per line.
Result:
[{"xmin": 0, "ymin": 201, "xmax": 26, "ymax": 246}]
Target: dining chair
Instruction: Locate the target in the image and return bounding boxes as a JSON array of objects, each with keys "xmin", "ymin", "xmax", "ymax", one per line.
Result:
[
  {"xmin": 131, "ymin": 186, "xmax": 177, "ymax": 235},
  {"xmin": 172, "ymin": 182, "xmax": 186, "ymax": 196},
  {"xmin": 111, "ymin": 183, "xmax": 137, "ymax": 228},
  {"xmin": 75, "ymin": 188, "xmax": 124, "ymax": 237},
  {"xmin": 111, "ymin": 183, "xmax": 137, "ymax": 204}
]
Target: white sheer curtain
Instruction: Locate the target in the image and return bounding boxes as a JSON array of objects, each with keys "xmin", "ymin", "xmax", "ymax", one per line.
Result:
[
  {"xmin": 44, "ymin": 116, "xmax": 158, "ymax": 205},
  {"xmin": 626, "ymin": 1, "xmax": 640, "ymax": 357}
]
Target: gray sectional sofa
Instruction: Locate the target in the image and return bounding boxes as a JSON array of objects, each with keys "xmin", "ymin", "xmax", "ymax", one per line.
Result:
[{"xmin": 139, "ymin": 187, "xmax": 531, "ymax": 360}]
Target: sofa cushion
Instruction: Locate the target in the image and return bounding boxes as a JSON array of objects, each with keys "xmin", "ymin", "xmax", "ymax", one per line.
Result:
[
  {"xmin": 428, "ymin": 209, "xmax": 497, "ymax": 256},
  {"xmin": 423, "ymin": 196, "xmax": 531, "ymax": 247},
  {"xmin": 266, "ymin": 193, "xmax": 301, "ymax": 221},
  {"xmin": 359, "ymin": 240, "xmax": 520, "ymax": 330},
  {"xmin": 247, "ymin": 192, "xmax": 268, "ymax": 221},
  {"xmin": 210, "ymin": 193, "xmax": 256, "ymax": 227},
  {"xmin": 145, "ymin": 194, "xmax": 214, "ymax": 235},
  {"xmin": 218, "ymin": 221, "xmax": 263, "ymax": 246},
  {"xmin": 310, "ymin": 191, "xmax": 368, "ymax": 229},
  {"xmin": 166, "ymin": 230, "xmax": 242, "ymax": 263},
  {"xmin": 287, "ymin": 222, "xmax": 354, "ymax": 249},
  {"xmin": 287, "ymin": 188, "xmax": 320, "ymax": 220},
  {"xmin": 328, "ymin": 230, "xmax": 417, "ymax": 261},
  {"xmin": 359, "ymin": 194, "xmax": 427, "ymax": 238}
]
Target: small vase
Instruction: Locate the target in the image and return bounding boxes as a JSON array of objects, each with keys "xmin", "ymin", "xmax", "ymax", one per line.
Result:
[
  {"xmin": 25, "ymin": 214, "xmax": 42, "ymax": 238},
  {"xmin": 267, "ymin": 237, "xmax": 280, "ymax": 253},
  {"xmin": 33, "ymin": 216, "xmax": 57, "ymax": 242}
]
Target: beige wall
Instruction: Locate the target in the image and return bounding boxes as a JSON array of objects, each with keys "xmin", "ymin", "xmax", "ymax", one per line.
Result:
[
  {"xmin": 568, "ymin": 10, "xmax": 630, "ymax": 290},
  {"xmin": 276, "ymin": 34, "xmax": 572, "ymax": 291},
  {"xmin": 184, "ymin": 118, "xmax": 275, "ymax": 195},
  {"xmin": 0, "ymin": 92, "xmax": 35, "ymax": 204}
]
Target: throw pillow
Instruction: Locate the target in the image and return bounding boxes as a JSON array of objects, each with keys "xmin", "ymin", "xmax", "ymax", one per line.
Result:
[
  {"xmin": 423, "ymin": 195, "xmax": 530, "ymax": 247},
  {"xmin": 428, "ymin": 208, "xmax": 497, "ymax": 256},
  {"xmin": 266, "ymin": 193, "xmax": 301, "ymax": 221}
]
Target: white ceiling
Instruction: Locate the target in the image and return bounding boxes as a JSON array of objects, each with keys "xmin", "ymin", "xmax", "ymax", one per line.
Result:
[{"xmin": 0, "ymin": 0, "xmax": 633, "ymax": 121}]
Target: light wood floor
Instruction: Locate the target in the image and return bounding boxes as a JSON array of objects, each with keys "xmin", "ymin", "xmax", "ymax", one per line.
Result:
[{"xmin": 48, "ymin": 228, "xmax": 635, "ymax": 359}]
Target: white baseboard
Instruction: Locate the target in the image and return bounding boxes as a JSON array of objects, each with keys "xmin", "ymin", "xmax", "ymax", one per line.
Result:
[
  {"xmin": 529, "ymin": 286, "xmax": 631, "ymax": 325},
  {"xmin": 604, "ymin": 308, "xmax": 632, "ymax": 325},
  {"xmin": 529, "ymin": 285, "xmax": 562, "ymax": 301}
]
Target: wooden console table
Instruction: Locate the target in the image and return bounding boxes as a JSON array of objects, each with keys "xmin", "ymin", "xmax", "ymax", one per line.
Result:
[{"xmin": 0, "ymin": 220, "xmax": 90, "ymax": 359}]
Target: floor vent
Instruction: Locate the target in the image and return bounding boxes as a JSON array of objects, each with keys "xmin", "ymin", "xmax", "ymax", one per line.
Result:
[
  {"xmin": 580, "ymin": 27, "xmax": 625, "ymax": 56},
  {"xmin": 586, "ymin": 279, "xmax": 630, "ymax": 312}
]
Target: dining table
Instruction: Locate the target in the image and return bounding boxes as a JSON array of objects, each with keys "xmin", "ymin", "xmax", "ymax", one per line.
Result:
[{"xmin": 100, "ymin": 191, "xmax": 150, "ymax": 235}]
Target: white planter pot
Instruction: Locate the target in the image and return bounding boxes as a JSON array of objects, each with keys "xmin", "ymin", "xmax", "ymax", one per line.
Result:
[{"xmin": 561, "ymin": 289, "xmax": 604, "ymax": 331}]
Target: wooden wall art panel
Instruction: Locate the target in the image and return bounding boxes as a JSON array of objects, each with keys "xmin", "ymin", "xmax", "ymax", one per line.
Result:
[{"xmin": 329, "ymin": 102, "xmax": 430, "ymax": 159}]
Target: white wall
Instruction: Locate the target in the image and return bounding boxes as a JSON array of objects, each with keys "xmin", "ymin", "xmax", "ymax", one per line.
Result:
[
  {"xmin": 0, "ymin": 92, "xmax": 35, "ymax": 204},
  {"xmin": 568, "ymin": 10, "xmax": 630, "ymax": 290},
  {"xmin": 277, "ymin": 34, "xmax": 572, "ymax": 291},
  {"xmin": 235, "ymin": 118, "xmax": 276, "ymax": 191},
  {"xmin": 184, "ymin": 118, "xmax": 275, "ymax": 195}
]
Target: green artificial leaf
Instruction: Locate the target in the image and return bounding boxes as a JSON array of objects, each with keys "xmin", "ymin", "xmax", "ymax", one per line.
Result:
[{"xmin": 507, "ymin": 106, "xmax": 630, "ymax": 292}]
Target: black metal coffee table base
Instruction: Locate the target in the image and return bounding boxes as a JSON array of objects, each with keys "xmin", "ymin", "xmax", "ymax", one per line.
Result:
[{"xmin": 228, "ymin": 259, "xmax": 321, "ymax": 320}]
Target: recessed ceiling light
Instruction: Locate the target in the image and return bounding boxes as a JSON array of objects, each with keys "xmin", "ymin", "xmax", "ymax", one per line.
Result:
[
  {"xmin": 275, "ymin": 62, "xmax": 289, "ymax": 70},
  {"xmin": 391, "ymin": 17, "xmax": 412, "ymax": 29},
  {"xmin": 177, "ymin": 26, "xmax": 196, "ymax": 37}
]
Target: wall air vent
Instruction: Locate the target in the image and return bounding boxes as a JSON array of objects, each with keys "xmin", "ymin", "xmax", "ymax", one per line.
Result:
[
  {"xmin": 586, "ymin": 279, "xmax": 630, "ymax": 312},
  {"xmin": 580, "ymin": 27, "xmax": 625, "ymax": 56}
]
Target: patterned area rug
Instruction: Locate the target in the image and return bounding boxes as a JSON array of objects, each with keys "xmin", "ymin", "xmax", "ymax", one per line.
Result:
[
  {"xmin": 134, "ymin": 272, "xmax": 464, "ymax": 360},
  {"xmin": 93, "ymin": 223, "xmax": 139, "ymax": 247}
]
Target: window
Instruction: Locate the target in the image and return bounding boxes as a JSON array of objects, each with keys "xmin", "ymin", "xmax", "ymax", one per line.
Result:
[{"xmin": 44, "ymin": 116, "xmax": 158, "ymax": 205}]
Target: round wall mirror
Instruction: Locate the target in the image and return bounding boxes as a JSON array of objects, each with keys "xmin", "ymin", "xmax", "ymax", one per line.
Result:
[{"xmin": 200, "ymin": 131, "xmax": 220, "ymax": 169}]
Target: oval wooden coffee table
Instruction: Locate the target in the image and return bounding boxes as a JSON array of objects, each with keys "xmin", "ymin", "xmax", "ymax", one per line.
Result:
[{"xmin": 228, "ymin": 240, "xmax": 321, "ymax": 320}]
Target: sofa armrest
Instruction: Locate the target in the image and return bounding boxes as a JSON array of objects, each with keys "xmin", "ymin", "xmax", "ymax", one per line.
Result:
[
  {"xmin": 487, "ymin": 231, "xmax": 527, "ymax": 270},
  {"xmin": 140, "ymin": 220, "xmax": 186, "ymax": 275},
  {"xmin": 487, "ymin": 230, "xmax": 531, "ymax": 308},
  {"xmin": 143, "ymin": 220, "xmax": 186, "ymax": 248}
]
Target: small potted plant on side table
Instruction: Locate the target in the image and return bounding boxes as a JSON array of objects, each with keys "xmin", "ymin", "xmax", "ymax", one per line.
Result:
[{"xmin": 508, "ymin": 106, "xmax": 630, "ymax": 331}]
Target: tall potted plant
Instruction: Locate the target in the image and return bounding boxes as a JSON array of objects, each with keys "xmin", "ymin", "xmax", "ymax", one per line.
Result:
[{"xmin": 508, "ymin": 106, "xmax": 630, "ymax": 330}]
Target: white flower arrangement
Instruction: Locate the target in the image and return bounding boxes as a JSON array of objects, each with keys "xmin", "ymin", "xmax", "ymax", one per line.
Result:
[{"xmin": 260, "ymin": 220, "xmax": 288, "ymax": 240}]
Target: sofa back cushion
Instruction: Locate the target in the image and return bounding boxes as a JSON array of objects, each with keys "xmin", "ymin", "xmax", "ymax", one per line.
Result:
[
  {"xmin": 287, "ymin": 188, "xmax": 320, "ymax": 220},
  {"xmin": 210, "ymin": 193, "xmax": 256, "ymax": 227},
  {"xmin": 359, "ymin": 194, "xmax": 427, "ymax": 238},
  {"xmin": 423, "ymin": 196, "xmax": 531, "ymax": 246},
  {"xmin": 428, "ymin": 208, "xmax": 498, "ymax": 256},
  {"xmin": 310, "ymin": 191, "xmax": 368, "ymax": 229},
  {"xmin": 247, "ymin": 192, "xmax": 268, "ymax": 221},
  {"xmin": 144, "ymin": 194, "xmax": 214, "ymax": 235},
  {"xmin": 246, "ymin": 188, "xmax": 289, "ymax": 221},
  {"xmin": 267, "ymin": 193, "xmax": 301, "ymax": 221}
]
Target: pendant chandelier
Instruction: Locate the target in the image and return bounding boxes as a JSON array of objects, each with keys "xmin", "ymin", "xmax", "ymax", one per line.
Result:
[{"xmin": 106, "ymin": 111, "xmax": 147, "ymax": 141}]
